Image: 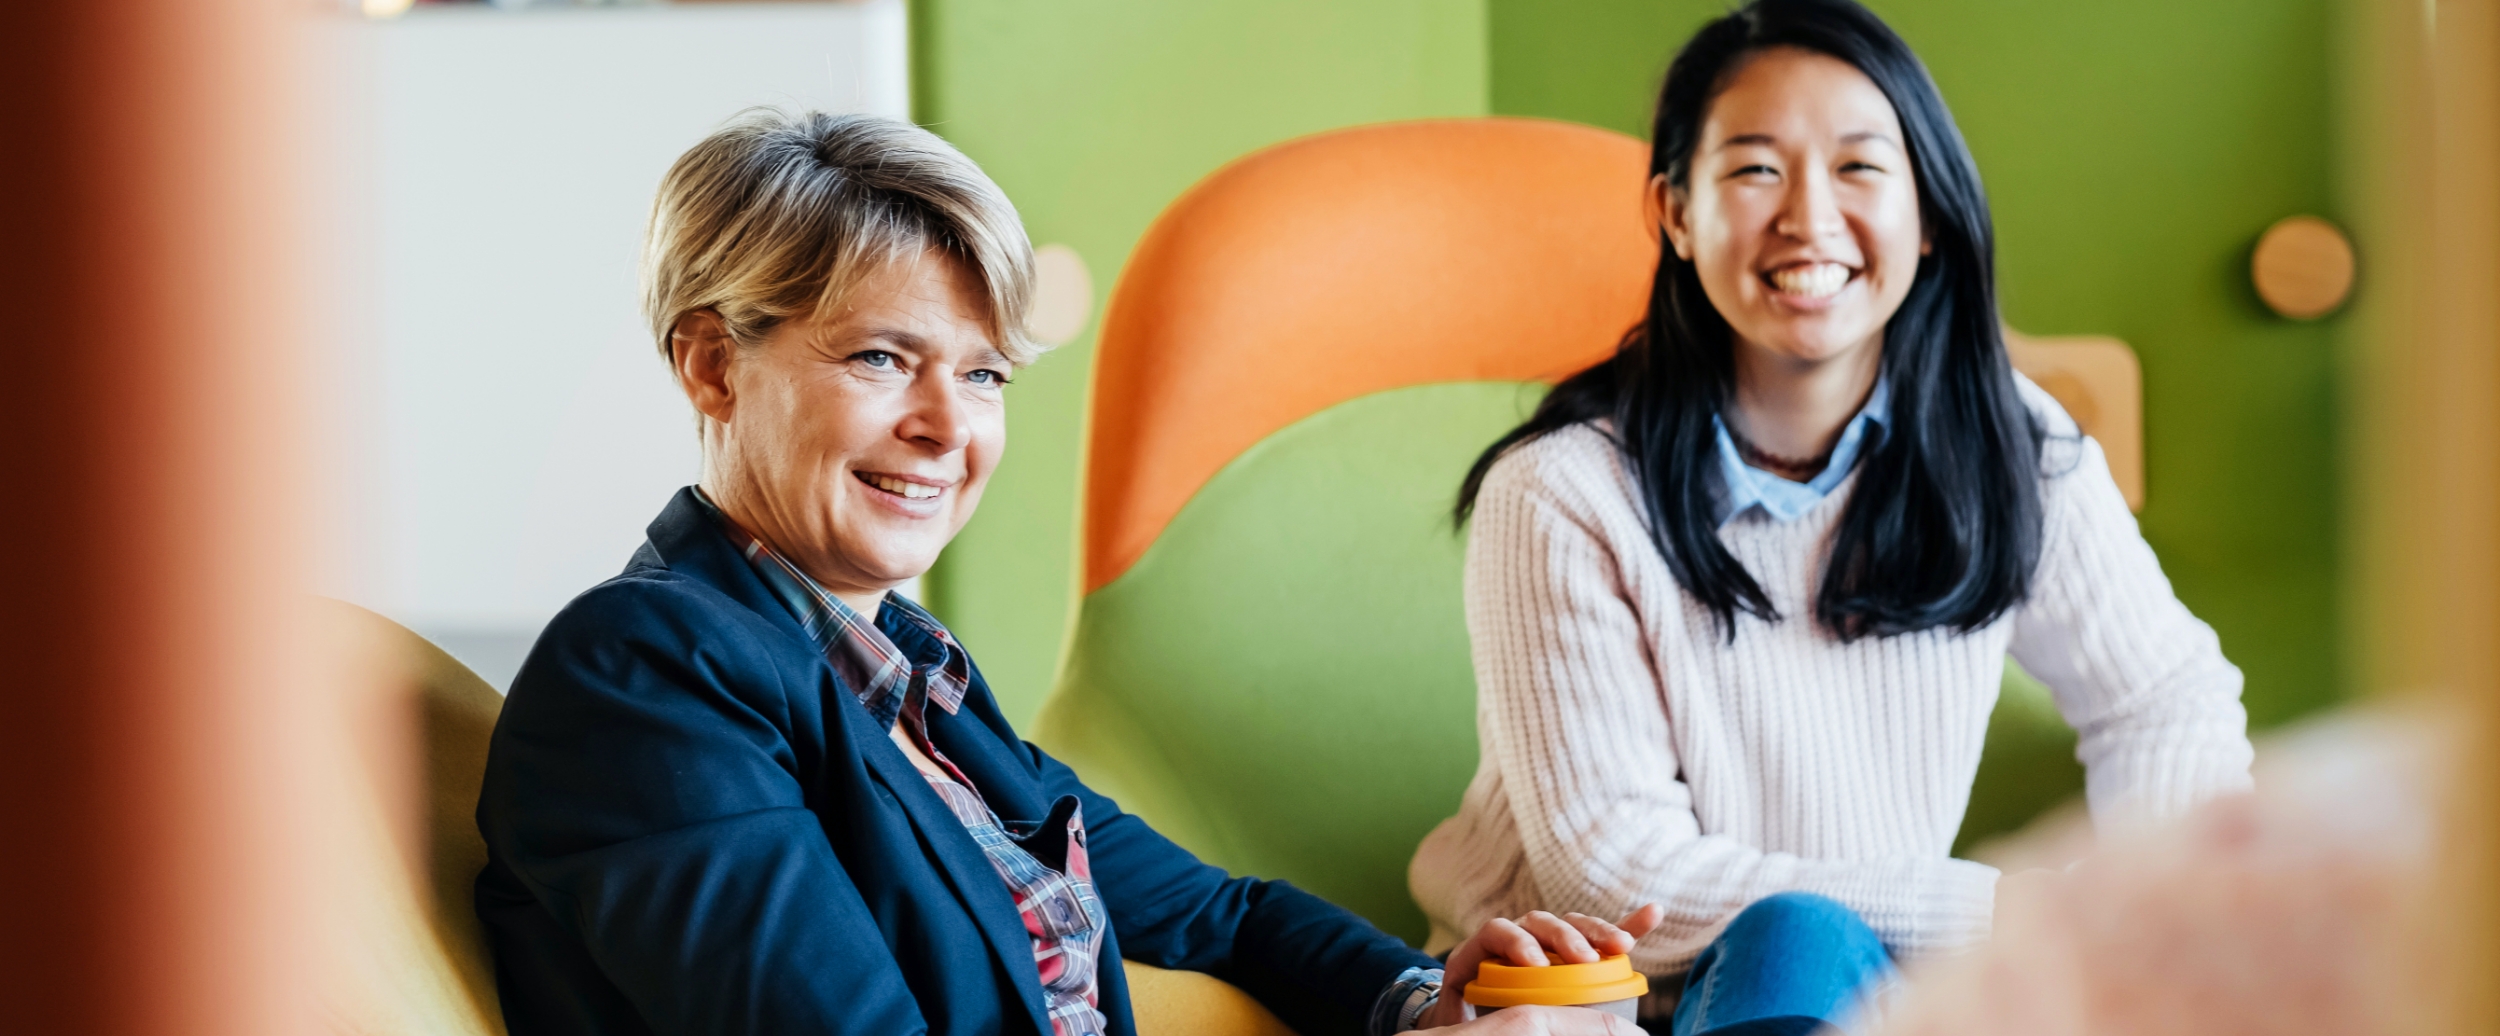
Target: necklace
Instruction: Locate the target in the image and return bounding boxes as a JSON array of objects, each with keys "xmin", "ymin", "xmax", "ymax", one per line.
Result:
[{"xmin": 1725, "ymin": 423, "xmax": 1832, "ymax": 482}]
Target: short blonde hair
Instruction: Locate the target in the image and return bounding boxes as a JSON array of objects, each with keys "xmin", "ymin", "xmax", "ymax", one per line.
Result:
[{"xmin": 643, "ymin": 109, "xmax": 1041, "ymax": 365}]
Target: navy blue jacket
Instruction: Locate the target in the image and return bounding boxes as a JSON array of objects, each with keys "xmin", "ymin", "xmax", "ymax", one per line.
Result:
[{"xmin": 475, "ymin": 489, "xmax": 1434, "ymax": 1036}]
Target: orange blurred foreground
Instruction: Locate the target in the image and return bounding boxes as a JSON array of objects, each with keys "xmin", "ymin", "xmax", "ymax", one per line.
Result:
[
  {"xmin": 0, "ymin": 2, "xmax": 331, "ymax": 1035},
  {"xmin": 1879, "ymin": 711, "xmax": 2460, "ymax": 1036}
]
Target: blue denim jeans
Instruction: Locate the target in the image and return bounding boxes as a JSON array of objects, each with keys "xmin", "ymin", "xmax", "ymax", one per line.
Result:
[{"xmin": 1651, "ymin": 892, "xmax": 1897, "ymax": 1036}]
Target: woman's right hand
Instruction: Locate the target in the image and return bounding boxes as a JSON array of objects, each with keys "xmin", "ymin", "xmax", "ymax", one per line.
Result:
[{"xmin": 1419, "ymin": 904, "xmax": 1664, "ymax": 1033}]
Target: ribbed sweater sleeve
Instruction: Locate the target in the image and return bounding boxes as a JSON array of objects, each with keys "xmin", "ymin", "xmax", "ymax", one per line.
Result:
[
  {"xmin": 1463, "ymin": 445, "xmax": 1999, "ymax": 972},
  {"xmin": 2009, "ymin": 433, "xmax": 2255, "ymax": 831}
]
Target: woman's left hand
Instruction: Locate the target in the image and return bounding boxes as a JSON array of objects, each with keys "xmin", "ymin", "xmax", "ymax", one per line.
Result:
[{"xmin": 1419, "ymin": 904, "xmax": 1666, "ymax": 1029}]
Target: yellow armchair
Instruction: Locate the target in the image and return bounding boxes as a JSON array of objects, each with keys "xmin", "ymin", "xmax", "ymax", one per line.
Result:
[{"xmin": 318, "ymin": 599, "xmax": 1287, "ymax": 1035}]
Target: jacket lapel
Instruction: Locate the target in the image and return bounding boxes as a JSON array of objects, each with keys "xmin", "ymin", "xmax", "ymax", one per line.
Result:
[
  {"xmin": 884, "ymin": 619, "xmax": 1048, "ymax": 827},
  {"xmin": 644, "ymin": 487, "xmax": 1055, "ymax": 1034},
  {"xmin": 641, "ymin": 488, "xmax": 815, "ymax": 649},
  {"xmin": 843, "ymin": 694, "xmax": 1054, "ymax": 1035}
]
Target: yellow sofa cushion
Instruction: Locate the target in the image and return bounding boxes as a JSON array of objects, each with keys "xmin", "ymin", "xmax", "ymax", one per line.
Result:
[{"xmin": 1122, "ymin": 961, "xmax": 1299, "ymax": 1036}]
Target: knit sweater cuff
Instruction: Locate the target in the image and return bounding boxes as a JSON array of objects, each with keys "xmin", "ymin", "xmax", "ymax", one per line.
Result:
[{"xmin": 1901, "ymin": 857, "xmax": 1999, "ymax": 956}]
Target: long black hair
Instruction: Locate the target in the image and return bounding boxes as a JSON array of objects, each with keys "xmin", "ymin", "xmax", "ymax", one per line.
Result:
[{"xmin": 1456, "ymin": 0, "xmax": 2043, "ymax": 641}]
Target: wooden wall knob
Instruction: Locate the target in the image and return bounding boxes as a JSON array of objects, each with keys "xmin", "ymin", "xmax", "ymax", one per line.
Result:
[
  {"xmin": 2251, "ymin": 215, "xmax": 2356, "ymax": 320},
  {"xmin": 1030, "ymin": 243, "xmax": 1096, "ymax": 346}
]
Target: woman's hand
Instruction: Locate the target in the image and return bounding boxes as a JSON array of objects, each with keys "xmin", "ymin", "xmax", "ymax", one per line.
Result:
[{"xmin": 1418, "ymin": 904, "xmax": 1665, "ymax": 1031}]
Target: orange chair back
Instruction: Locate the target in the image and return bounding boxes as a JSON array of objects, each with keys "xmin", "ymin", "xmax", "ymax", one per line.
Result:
[{"xmin": 1083, "ymin": 118, "xmax": 1654, "ymax": 592}]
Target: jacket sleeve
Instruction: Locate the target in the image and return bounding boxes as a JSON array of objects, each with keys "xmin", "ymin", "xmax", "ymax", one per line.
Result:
[
  {"xmin": 478, "ymin": 579, "xmax": 929, "ymax": 1036},
  {"xmin": 1032, "ymin": 745, "xmax": 1437, "ymax": 1036}
]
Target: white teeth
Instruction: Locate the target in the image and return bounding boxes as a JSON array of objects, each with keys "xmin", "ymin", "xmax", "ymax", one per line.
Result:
[
  {"xmin": 1769, "ymin": 263, "xmax": 1851, "ymax": 298},
  {"xmin": 870, "ymin": 475, "xmax": 941, "ymax": 500}
]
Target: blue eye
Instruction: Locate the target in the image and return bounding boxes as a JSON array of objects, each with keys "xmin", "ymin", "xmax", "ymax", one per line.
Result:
[
  {"xmin": 966, "ymin": 368, "xmax": 1010, "ymax": 387},
  {"xmin": 854, "ymin": 350, "xmax": 898, "ymax": 368}
]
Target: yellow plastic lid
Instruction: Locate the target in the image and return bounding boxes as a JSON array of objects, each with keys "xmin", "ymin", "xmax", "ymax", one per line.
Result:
[{"xmin": 1462, "ymin": 954, "xmax": 1650, "ymax": 1008}]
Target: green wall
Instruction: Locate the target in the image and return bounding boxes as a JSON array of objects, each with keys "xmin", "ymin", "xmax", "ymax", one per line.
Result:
[
  {"xmin": 1487, "ymin": 0, "xmax": 1709, "ymax": 137},
  {"xmin": 922, "ymin": 0, "xmax": 2344, "ymax": 731},
  {"xmin": 1902, "ymin": 0, "xmax": 2341, "ymax": 730}
]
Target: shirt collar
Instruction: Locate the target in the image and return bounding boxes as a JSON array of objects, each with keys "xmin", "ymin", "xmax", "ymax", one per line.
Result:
[
  {"xmin": 692, "ymin": 489, "xmax": 971, "ymax": 728},
  {"xmin": 1713, "ymin": 377, "xmax": 1890, "ymax": 525}
]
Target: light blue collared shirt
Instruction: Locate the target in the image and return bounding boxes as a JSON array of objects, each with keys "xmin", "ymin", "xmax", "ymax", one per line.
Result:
[{"xmin": 1713, "ymin": 378, "xmax": 1890, "ymax": 525}]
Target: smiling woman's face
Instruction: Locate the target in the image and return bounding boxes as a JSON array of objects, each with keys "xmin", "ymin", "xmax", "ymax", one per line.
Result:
[
  {"xmin": 675, "ymin": 250, "xmax": 1009, "ymax": 607},
  {"xmin": 1658, "ymin": 46, "xmax": 1925, "ymax": 368}
]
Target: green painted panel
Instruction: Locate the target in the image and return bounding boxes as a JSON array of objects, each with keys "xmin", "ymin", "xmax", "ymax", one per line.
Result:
[
  {"xmin": 1035, "ymin": 382, "xmax": 1539, "ymax": 943},
  {"xmin": 1489, "ymin": 0, "xmax": 1720, "ymax": 137},
  {"xmin": 913, "ymin": 0, "xmax": 1492, "ymax": 728},
  {"xmin": 1879, "ymin": 0, "xmax": 2340, "ymax": 730}
]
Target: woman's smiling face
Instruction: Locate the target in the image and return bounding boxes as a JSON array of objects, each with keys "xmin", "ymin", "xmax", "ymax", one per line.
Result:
[
  {"xmin": 1657, "ymin": 46, "xmax": 1926, "ymax": 368},
  {"xmin": 676, "ymin": 249, "xmax": 1010, "ymax": 604}
]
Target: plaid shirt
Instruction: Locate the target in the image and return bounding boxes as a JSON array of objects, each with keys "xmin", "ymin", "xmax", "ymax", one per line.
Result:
[{"xmin": 700, "ymin": 495, "xmax": 1110, "ymax": 1036}]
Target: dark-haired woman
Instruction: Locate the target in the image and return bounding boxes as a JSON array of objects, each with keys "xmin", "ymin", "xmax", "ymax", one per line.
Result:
[{"xmin": 1408, "ymin": 2, "xmax": 2253, "ymax": 1033}]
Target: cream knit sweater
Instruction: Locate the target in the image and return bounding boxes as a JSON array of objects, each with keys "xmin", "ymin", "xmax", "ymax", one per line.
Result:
[{"xmin": 1408, "ymin": 383, "xmax": 2254, "ymax": 976}]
